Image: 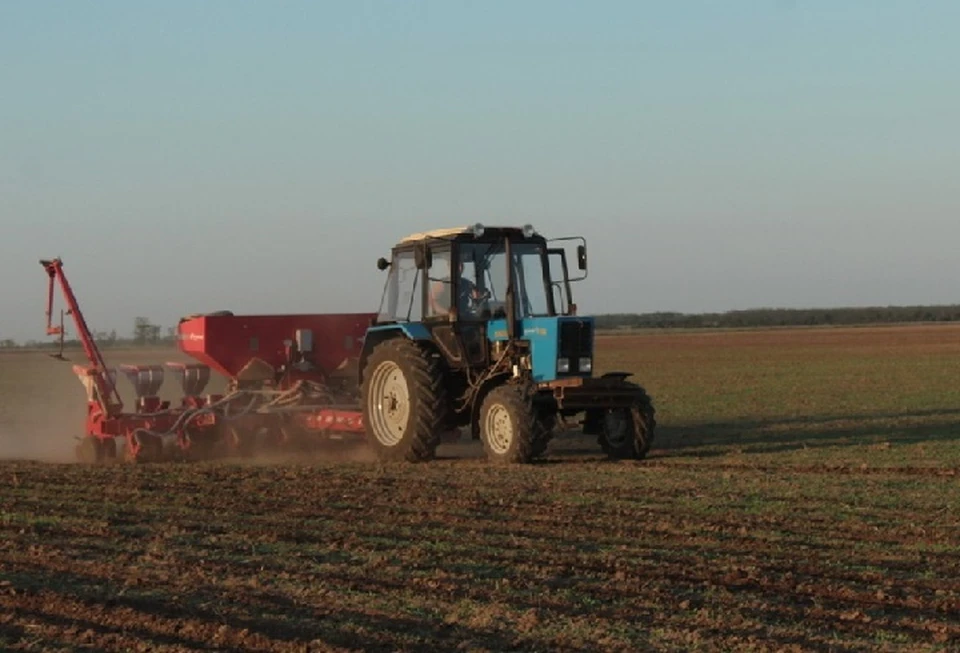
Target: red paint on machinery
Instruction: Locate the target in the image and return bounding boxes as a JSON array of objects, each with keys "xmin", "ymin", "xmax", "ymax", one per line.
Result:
[{"xmin": 40, "ymin": 257, "xmax": 376, "ymax": 463}]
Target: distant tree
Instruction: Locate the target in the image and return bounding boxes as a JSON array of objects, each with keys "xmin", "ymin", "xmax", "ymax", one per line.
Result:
[
  {"xmin": 0, "ymin": 338, "xmax": 16, "ymax": 349},
  {"xmin": 134, "ymin": 317, "xmax": 149, "ymax": 344},
  {"xmin": 133, "ymin": 317, "xmax": 161, "ymax": 345}
]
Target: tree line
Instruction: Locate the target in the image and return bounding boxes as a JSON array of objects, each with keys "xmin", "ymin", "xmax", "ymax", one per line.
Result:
[
  {"xmin": 593, "ymin": 305, "xmax": 960, "ymax": 331},
  {"xmin": 0, "ymin": 317, "xmax": 177, "ymax": 350}
]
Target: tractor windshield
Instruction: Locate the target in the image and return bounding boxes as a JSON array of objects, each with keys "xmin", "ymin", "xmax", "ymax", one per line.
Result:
[
  {"xmin": 377, "ymin": 249, "xmax": 422, "ymax": 323},
  {"xmin": 460, "ymin": 241, "xmax": 552, "ymax": 319}
]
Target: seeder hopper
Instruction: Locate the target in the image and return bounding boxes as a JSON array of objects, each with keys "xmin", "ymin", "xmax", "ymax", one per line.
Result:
[{"xmin": 41, "ymin": 258, "xmax": 375, "ymax": 463}]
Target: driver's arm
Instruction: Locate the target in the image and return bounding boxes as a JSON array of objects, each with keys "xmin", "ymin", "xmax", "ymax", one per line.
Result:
[{"xmin": 429, "ymin": 280, "xmax": 449, "ymax": 315}]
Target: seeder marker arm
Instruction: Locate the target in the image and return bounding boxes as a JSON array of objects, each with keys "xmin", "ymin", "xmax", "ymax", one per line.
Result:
[{"xmin": 40, "ymin": 258, "xmax": 124, "ymax": 416}]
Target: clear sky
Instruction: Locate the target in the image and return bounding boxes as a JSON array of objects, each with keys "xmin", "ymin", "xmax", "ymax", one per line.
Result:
[{"xmin": 2, "ymin": 1, "xmax": 958, "ymax": 342}]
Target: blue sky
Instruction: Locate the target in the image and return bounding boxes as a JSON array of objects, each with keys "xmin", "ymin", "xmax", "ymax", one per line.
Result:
[{"xmin": 2, "ymin": 1, "xmax": 958, "ymax": 342}]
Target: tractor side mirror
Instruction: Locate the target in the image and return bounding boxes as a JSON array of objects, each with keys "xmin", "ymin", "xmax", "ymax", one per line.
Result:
[
  {"xmin": 414, "ymin": 245, "xmax": 433, "ymax": 269},
  {"xmin": 577, "ymin": 244, "xmax": 587, "ymax": 271},
  {"xmin": 376, "ymin": 257, "xmax": 390, "ymax": 271}
]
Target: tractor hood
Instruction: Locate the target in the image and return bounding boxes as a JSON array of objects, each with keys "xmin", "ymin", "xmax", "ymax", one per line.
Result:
[{"xmin": 486, "ymin": 316, "xmax": 595, "ymax": 383}]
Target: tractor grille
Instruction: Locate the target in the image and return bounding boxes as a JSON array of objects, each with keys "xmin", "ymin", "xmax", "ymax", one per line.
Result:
[{"xmin": 559, "ymin": 320, "xmax": 592, "ymax": 374}]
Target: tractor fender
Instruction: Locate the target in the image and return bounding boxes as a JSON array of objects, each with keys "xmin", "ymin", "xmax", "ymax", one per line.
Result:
[{"xmin": 359, "ymin": 323, "xmax": 433, "ymax": 384}]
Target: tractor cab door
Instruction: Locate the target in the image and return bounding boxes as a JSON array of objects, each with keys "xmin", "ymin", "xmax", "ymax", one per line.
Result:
[
  {"xmin": 548, "ymin": 248, "xmax": 573, "ymax": 315},
  {"xmin": 423, "ymin": 245, "xmax": 488, "ymax": 370}
]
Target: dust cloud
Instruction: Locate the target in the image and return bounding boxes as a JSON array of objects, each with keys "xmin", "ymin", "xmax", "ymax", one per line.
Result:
[
  {"xmin": 0, "ymin": 349, "xmax": 495, "ymax": 466},
  {"xmin": 0, "ymin": 349, "xmax": 384, "ymax": 465},
  {"xmin": 0, "ymin": 351, "xmax": 87, "ymax": 462},
  {"xmin": 232, "ymin": 439, "xmax": 380, "ymax": 467}
]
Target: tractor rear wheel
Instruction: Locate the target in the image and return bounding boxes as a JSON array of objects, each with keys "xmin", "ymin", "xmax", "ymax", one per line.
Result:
[
  {"xmin": 597, "ymin": 385, "xmax": 656, "ymax": 460},
  {"xmin": 362, "ymin": 338, "xmax": 447, "ymax": 462},
  {"xmin": 479, "ymin": 384, "xmax": 537, "ymax": 464}
]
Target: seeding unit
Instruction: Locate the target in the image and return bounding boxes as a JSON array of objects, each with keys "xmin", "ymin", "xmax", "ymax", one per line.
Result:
[{"xmin": 41, "ymin": 258, "xmax": 376, "ymax": 463}]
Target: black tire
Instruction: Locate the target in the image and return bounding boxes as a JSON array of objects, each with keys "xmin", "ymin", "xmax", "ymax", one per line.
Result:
[
  {"xmin": 100, "ymin": 437, "xmax": 117, "ymax": 461},
  {"xmin": 531, "ymin": 411, "xmax": 557, "ymax": 458},
  {"xmin": 361, "ymin": 338, "xmax": 447, "ymax": 462},
  {"xmin": 479, "ymin": 384, "xmax": 537, "ymax": 464},
  {"xmin": 130, "ymin": 431, "xmax": 163, "ymax": 463},
  {"xmin": 236, "ymin": 427, "xmax": 258, "ymax": 458},
  {"xmin": 598, "ymin": 385, "xmax": 656, "ymax": 460},
  {"xmin": 186, "ymin": 428, "xmax": 218, "ymax": 461}
]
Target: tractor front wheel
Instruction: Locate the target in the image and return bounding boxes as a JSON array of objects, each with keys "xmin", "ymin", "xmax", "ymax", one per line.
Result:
[
  {"xmin": 362, "ymin": 339, "xmax": 447, "ymax": 462},
  {"xmin": 479, "ymin": 384, "xmax": 538, "ymax": 464}
]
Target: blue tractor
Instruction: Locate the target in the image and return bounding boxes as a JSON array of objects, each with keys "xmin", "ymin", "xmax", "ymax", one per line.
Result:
[{"xmin": 359, "ymin": 224, "xmax": 656, "ymax": 464}]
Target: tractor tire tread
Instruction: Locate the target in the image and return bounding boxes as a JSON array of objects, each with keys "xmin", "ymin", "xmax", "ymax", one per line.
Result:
[
  {"xmin": 531, "ymin": 411, "xmax": 557, "ymax": 458},
  {"xmin": 362, "ymin": 338, "xmax": 447, "ymax": 462},
  {"xmin": 598, "ymin": 382, "xmax": 657, "ymax": 460},
  {"xmin": 479, "ymin": 384, "xmax": 537, "ymax": 464}
]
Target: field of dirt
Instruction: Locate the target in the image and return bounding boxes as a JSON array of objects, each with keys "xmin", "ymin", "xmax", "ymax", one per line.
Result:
[{"xmin": 2, "ymin": 324, "xmax": 959, "ymax": 651}]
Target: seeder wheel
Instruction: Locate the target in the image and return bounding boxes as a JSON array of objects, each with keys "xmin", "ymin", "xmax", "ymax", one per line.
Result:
[
  {"xmin": 279, "ymin": 423, "xmax": 322, "ymax": 453},
  {"xmin": 75, "ymin": 436, "xmax": 103, "ymax": 464},
  {"xmin": 226, "ymin": 424, "xmax": 258, "ymax": 458},
  {"xmin": 184, "ymin": 428, "xmax": 220, "ymax": 461},
  {"xmin": 74, "ymin": 436, "xmax": 118, "ymax": 464},
  {"xmin": 128, "ymin": 432, "xmax": 164, "ymax": 464},
  {"xmin": 100, "ymin": 437, "xmax": 118, "ymax": 461}
]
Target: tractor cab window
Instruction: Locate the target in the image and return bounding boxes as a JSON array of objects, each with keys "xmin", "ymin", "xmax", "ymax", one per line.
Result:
[
  {"xmin": 548, "ymin": 250, "xmax": 572, "ymax": 315},
  {"xmin": 459, "ymin": 241, "xmax": 552, "ymax": 320},
  {"xmin": 517, "ymin": 249, "xmax": 550, "ymax": 317},
  {"xmin": 377, "ymin": 250, "xmax": 422, "ymax": 323},
  {"xmin": 426, "ymin": 248, "xmax": 453, "ymax": 318}
]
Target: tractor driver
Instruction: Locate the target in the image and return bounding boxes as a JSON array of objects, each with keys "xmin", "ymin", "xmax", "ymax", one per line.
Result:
[{"xmin": 430, "ymin": 260, "xmax": 486, "ymax": 317}]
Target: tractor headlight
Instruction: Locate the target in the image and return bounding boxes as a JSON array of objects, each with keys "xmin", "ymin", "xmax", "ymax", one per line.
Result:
[
  {"xmin": 578, "ymin": 357, "xmax": 592, "ymax": 373},
  {"xmin": 522, "ymin": 223, "xmax": 536, "ymax": 237},
  {"xmin": 471, "ymin": 223, "xmax": 485, "ymax": 237},
  {"xmin": 557, "ymin": 357, "xmax": 570, "ymax": 373}
]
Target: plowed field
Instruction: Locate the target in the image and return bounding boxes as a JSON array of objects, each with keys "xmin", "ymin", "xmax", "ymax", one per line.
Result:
[{"xmin": 2, "ymin": 324, "xmax": 959, "ymax": 651}]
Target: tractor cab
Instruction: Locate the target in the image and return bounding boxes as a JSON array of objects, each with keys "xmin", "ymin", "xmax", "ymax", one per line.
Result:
[
  {"xmin": 370, "ymin": 224, "xmax": 590, "ymax": 383},
  {"xmin": 374, "ymin": 224, "xmax": 586, "ymax": 324}
]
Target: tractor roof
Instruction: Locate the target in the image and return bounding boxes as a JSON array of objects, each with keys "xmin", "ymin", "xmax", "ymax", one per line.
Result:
[
  {"xmin": 399, "ymin": 227, "xmax": 473, "ymax": 243},
  {"xmin": 399, "ymin": 225, "xmax": 534, "ymax": 244}
]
